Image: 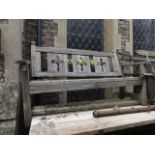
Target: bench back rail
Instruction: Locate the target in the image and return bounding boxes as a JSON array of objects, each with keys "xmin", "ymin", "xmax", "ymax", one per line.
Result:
[{"xmin": 31, "ymin": 42, "xmax": 122, "ymax": 78}]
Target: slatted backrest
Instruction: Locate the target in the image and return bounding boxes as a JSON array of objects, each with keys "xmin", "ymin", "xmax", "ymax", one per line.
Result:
[{"xmin": 31, "ymin": 42, "xmax": 122, "ymax": 78}]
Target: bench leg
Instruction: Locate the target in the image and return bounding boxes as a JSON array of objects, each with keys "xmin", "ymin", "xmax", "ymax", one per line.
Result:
[
  {"xmin": 119, "ymin": 86, "xmax": 126, "ymax": 99},
  {"xmin": 147, "ymin": 76, "xmax": 155, "ymax": 104},
  {"xmin": 140, "ymin": 76, "xmax": 148, "ymax": 105},
  {"xmin": 59, "ymin": 92, "xmax": 67, "ymax": 105},
  {"xmin": 59, "ymin": 77, "xmax": 67, "ymax": 105},
  {"xmin": 20, "ymin": 63, "xmax": 31, "ymax": 128}
]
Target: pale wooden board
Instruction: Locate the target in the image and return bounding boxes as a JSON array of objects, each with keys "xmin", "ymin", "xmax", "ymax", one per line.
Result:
[
  {"xmin": 31, "ymin": 45, "xmax": 122, "ymax": 77},
  {"xmin": 29, "ymin": 77, "xmax": 142, "ymax": 94},
  {"xmin": 47, "ymin": 54, "xmax": 68, "ymax": 73},
  {"xmin": 32, "ymin": 99, "xmax": 140, "ymax": 116},
  {"xmin": 36, "ymin": 46, "xmax": 112, "ymax": 57},
  {"xmin": 31, "ymin": 43, "xmax": 41, "ymax": 76},
  {"xmin": 30, "ymin": 105, "xmax": 155, "ymax": 135},
  {"xmin": 32, "ymin": 71, "xmax": 120, "ymax": 77}
]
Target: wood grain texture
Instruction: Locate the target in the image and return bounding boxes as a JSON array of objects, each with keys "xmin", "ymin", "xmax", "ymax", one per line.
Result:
[
  {"xmin": 31, "ymin": 42, "xmax": 41, "ymax": 76},
  {"xmin": 20, "ymin": 63, "xmax": 31, "ymax": 127},
  {"xmin": 32, "ymin": 71, "xmax": 120, "ymax": 77},
  {"xmin": 30, "ymin": 105, "xmax": 155, "ymax": 135},
  {"xmin": 36, "ymin": 46, "xmax": 112, "ymax": 57},
  {"xmin": 32, "ymin": 98, "xmax": 140, "ymax": 116},
  {"xmin": 29, "ymin": 77, "xmax": 142, "ymax": 94},
  {"xmin": 31, "ymin": 44, "xmax": 122, "ymax": 77}
]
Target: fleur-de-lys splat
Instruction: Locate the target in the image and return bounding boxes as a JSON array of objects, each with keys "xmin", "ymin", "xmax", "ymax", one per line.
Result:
[
  {"xmin": 97, "ymin": 58, "xmax": 106, "ymax": 71},
  {"xmin": 77, "ymin": 57, "xmax": 87, "ymax": 71},
  {"xmin": 51, "ymin": 55, "xmax": 64, "ymax": 71}
]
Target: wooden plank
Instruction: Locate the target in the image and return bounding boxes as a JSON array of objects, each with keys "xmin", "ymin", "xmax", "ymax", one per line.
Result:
[
  {"xmin": 72, "ymin": 55, "xmax": 78, "ymax": 73},
  {"xmin": 139, "ymin": 63, "xmax": 148, "ymax": 105},
  {"xmin": 94, "ymin": 56, "xmax": 101, "ymax": 73},
  {"xmin": 35, "ymin": 46, "xmax": 112, "ymax": 57},
  {"xmin": 32, "ymin": 99, "xmax": 140, "ymax": 116},
  {"xmin": 47, "ymin": 53, "xmax": 57, "ymax": 72},
  {"xmin": 104, "ymin": 57, "xmax": 110, "ymax": 72},
  {"xmin": 140, "ymin": 77, "xmax": 148, "ymax": 105},
  {"xmin": 94, "ymin": 56, "xmax": 109, "ymax": 73},
  {"xmin": 30, "ymin": 77, "xmax": 142, "ymax": 86},
  {"xmin": 133, "ymin": 56, "xmax": 155, "ymax": 62},
  {"xmin": 29, "ymin": 77, "xmax": 142, "ymax": 94},
  {"xmin": 59, "ymin": 55, "xmax": 68, "ymax": 105},
  {"xmin": 61, "ymin": 54, "xmax": 68, "ymax": 73},
  {"xmin": 112, "ymin": 51, "xmax": 122, "ymax": 75},
  {"xmin": 20, "ymin": 63, "xmax": 31, "ymax": 127},
  {"xmin": 75, "ymin": 55, "xmax": 91, "ymax": 73},
  {"xmin": 32, "ymin": 71, "xmax": 120, "ymax": 77},
  {"xmin": 30, "ymin": 105, "xmax": 155, "ymax": 135},
  {"xmin": 85, "ymin": 56, "xmax": 91, "ymax": 73},
  {"xmin": 47, "ymin": 53, "xmax": 68, "ymax": 105},
  {"xmin": 48, "ymin": 54, "xmax": 68, "ymax": 73},
  {"xmin": 76, "ymin": 55, "xmax": 83, "ymax": 73},
  {"xmin": 31, "ymin": 42, "xmax": 41, "ymax": 76},
  {"xmin": 59, "ymin": 91, "xmax": 67, "ymax": 105}
]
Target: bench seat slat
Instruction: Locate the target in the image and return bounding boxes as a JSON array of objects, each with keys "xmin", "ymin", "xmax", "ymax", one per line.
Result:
[
  {"xmin": 32, "ymin": 71, "xmax": 121, "ymax": 77},
  {"xmin": 29, "ymin": 77, "xmax": 142, "ymax": 94}
]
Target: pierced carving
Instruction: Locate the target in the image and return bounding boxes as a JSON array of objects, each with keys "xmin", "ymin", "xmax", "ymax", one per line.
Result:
[
  {"xmin": 97, "ymin": 58, "xmax": 106, "ymax": 71},
  {"xmin": 51, "ymin": 55, "xmax": 64, "ymax": 71},
  {"xmin": 77, "ymin": 57, "xmax": 87, "ymax": 71}
]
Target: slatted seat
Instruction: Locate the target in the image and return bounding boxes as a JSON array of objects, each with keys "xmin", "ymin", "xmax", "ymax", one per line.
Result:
[{"xmin": 18, "ymin": 41, "xmax": 147, "ymax": 128}]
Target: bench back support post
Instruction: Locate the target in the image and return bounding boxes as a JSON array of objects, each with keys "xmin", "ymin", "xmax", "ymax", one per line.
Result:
[
  {"xmin": 19, "ymin": 61, "xmax": 31, "ymax": 128},
  {"xmin": 139, "ymin": 63, "xmax": 148, "ymax": 105}
]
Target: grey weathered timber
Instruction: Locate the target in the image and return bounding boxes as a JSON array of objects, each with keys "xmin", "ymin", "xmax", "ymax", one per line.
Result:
[
  {"xmin": 112, "ymin": 51, "xmax": 122, "ymax": 75},
  {"xmin": 139, "ymin": 63, "xmax": 148, "ymax": 105},
  {"xmin": 47, "ymin": 53, "xmax": 58, "ymax": 72},
  {"xmin": 133, "ymin": 56, "xmax": 155, "ymax": 62},
  {"xmin": 29, "ymin": 77, "xmax": 142, "ymax": 94},
  {"xmin": 35, "ymin": 46, "xmax": 112, "ymax": 57},
  {"xmin": 18, "ymin": 42, "xmax": 151, "ymax": 132},
  {"xmin": 20, "ymin": 62, "xmax": 31, "ymax": 127},
  {"xmin": 47, "ymin": 53, "xmax": 68, "ymax": 105},
  {"xmin": 30, "ymin": 105, "xmax": 155, "ymax": 135},
  {"xmin": 31, "ymin": 42, "xmax": 122, "ymax": 77},
  {"xmin": 32, "ymin": 98, "xmax": 140, "ymax": 116},
  {"xmin": 32, "ymin": 71, "xmax": 120, "ymax": 78},
  {"xmin": 31, "ymin": 41, "xmax": 41, "ymax": 77}
]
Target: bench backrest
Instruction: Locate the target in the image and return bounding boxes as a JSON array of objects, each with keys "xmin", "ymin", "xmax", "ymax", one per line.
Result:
[{"xmin": 31, "ymin": 42, "xmax": 122, "ymax": 78}]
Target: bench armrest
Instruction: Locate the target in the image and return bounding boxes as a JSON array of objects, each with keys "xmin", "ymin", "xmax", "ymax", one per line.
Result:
[{"xmin": 16, "ymin": 59, "xmax": 31, "ymax": 65}]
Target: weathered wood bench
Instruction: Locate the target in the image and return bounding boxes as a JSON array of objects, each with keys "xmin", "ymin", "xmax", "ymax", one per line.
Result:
[{"xmin": 18, "ymin": 42, "xmax": 147, "ymax": 129}]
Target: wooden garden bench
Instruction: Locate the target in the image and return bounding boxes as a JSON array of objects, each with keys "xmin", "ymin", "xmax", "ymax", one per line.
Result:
[{"xmin": 18, "ymin": 42, "xmax": 147, "ymax": 129}]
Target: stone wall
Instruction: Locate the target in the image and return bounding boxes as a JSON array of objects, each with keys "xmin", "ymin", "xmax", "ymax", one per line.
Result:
[
  {"xmin": 0, "ymin": 82, "xmax": 18, "ymax": 134},
  {"xmin": 0, "ymin": 20, "xmax": 23, "ymax": 134}
]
